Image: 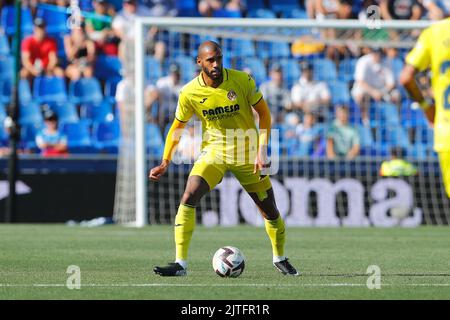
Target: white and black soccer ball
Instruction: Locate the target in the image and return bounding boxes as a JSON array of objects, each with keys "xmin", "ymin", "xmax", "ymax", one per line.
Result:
[{"xmin": 212, "ymin": 246, "xmax": 245, "ymax": 278}]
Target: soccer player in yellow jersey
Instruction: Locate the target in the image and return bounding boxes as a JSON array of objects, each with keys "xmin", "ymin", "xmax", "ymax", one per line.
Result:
[
  {"xmin": 150, "ymin": 41, "xmax": 299, "ymax": 276},
  {"xmin": 400, "ymin": 18, "xmax": 450, "ymax": 198}
]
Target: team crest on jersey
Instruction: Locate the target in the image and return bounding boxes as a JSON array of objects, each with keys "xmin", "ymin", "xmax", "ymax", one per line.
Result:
[{"xmin": 227, "ymin": 89, "xmax": 237, "ymax": 101}]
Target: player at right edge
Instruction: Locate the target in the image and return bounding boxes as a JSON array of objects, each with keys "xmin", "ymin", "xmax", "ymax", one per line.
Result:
[{"xmin": 400, "ymin": 17, "xmax": 450, "ymax": 198}]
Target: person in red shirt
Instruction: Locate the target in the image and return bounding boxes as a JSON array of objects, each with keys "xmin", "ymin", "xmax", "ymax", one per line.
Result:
[{"xmin": 20, "ymin": 18, "xmax": 64, "ymax": 82}]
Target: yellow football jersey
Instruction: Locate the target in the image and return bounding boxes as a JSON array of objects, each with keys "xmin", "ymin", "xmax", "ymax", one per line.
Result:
[
  {"xmin": 175, "ymin": 68, "xmax": 263, "ymax": 160},
  {"xmin": 405, "ymin": 18, "xmax": 450, "ymax": 152}
]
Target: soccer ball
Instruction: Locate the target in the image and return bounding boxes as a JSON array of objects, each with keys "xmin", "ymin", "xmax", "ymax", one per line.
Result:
[{"xmin": 212, "ymin": 246, "xmax": 245, "ymax": 278}]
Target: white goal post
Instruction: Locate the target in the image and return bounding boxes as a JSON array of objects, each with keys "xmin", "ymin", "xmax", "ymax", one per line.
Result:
[{"xmin": 113, "ymin": 17, "xmax": 439, "ymax": 227}]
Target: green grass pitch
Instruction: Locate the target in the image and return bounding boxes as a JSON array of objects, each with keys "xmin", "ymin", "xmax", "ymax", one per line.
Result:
[{"xmin": 1, "ymin": 224, "xmax": 450, "ymax": 299}]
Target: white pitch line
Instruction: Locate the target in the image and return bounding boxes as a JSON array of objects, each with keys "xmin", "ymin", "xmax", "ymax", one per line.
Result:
[{"xmin": 1, "ymin": 283, "xmax": 450, "ymax": 288}]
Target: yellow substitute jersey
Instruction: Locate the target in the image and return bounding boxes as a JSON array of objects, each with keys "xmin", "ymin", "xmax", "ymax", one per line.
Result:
[
  {"xmin": 175, "ymin": 68, "xmax": 263, "ymax": 161},
  {"xmin": 405, "ymin": 18, "xmax": 450, "ymax": 152}
]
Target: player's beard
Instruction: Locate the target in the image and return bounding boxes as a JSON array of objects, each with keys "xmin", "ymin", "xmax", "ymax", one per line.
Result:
[{"xmin": 204, "ymin": 66, "xmax": 222, "ymax": 80}]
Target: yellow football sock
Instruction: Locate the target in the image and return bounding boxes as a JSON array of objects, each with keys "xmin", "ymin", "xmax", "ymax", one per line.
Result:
[
  {"xmin": 174, "ymin": 203, "xmax": 196, "ymax": 261},
  {"xmin": 264, "ymin": 215, "xmax": 286, "ymax": 258}
]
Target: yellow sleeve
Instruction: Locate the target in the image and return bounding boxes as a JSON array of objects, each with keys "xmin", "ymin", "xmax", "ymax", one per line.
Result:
[
  {"xmin": 246, "ymin": 74, "xmax": 263, "ymax": 106},
  {"xmin": 174, "ymin": 89, "xmax": 194, "ymax": 123},
  {"xmin": 163, "ymin": 119, "xmax": 186, "ymax": 161},
  {"xmin": 405, "ymin": 28, "xmax": 431, "ymax": 72}
]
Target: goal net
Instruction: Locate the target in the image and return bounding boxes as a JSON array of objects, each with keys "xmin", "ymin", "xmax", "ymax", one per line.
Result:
[{"xmin": 113, "ymin": 17, "xmax": 450, "ymax": 227}]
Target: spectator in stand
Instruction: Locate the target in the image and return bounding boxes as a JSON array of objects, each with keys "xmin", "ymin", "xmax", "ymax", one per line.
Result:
[
  {"xmin": 260, "ymin": 64, "xmax": 292, "ymax": 124},
  {"xmin": 351, "ymin": 47, "xmax": 400, "ymax": 125},
  {"xmin": 36, "ymin": 109, "xmax": 68, "ymax": 157},
  {"xmin": 326, "ymin": 106, "xmax": 360, "ymax": 160},
  {"xmin": 139, "ymin": 0, "xmax": 178, "ymax": 16},
  {"xmin": 20, "ymin": 18, "xmax": 64, "ymax": 83},
  {"xmin": 295, "ymin": 112, "xmax": 323, "ymax": 156},
  {"xmin": 145, "ymin": 63, "xmax": 184, "ymax": 130},
  {"xmin": 64, "ymin": 24, "xmax": 96, "ymax": 81},
  {"xmin": 379, "ymin": 0, "xmax": 423, "ymax": 20},
  {"xmin": 198, "ymin": 0, "xmax": 223, "ymax": 17},
  {"xmin": 291, "ymin": 61, "xmax": 331, "ymax": 123},
  {"xmin": 112, "ymin": 0, "xmax": 166, "ymax": 62},
  {"xmin": 422, "ymin": 0, "xmax": 450, "ymax": 19}
]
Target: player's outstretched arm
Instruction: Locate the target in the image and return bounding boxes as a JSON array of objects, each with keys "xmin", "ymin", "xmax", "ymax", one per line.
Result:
[
  {"xmin": 149, "ymin": 118, "xmax": 187, "ymax": 181},
  {"xmin": 400, "ymin": 64, "xmax": 435, "ymax": 125},
  {"xmin": 252, "ymin": 98, "xmax": 272, "ymax": 173}
]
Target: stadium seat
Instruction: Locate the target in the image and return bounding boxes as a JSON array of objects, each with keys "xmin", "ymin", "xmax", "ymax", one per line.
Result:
[
  {"xmin": 246, "ymin": 0, "xmax": 266, "ymax": 10},
  {"xmin": 145, "ymin": 56, "xmax": 163, "ymax": 84},
  {"xmin": 1, "ymin": 6, "xmax": 34, "ymax": 37},
  {"xmin": 36, "ymin": 5, "xmax": 69, "ymax": 35},
  {"xmin": 281, "ymin": 8, "xmax": 309, "ymax": 19},
  {"xmin": 51, "ymin": 102, "xmax": 79, "ymax": 124},
  {"xmin": 247, "ymin": 9, "xmax": 276, "ymax": 18},
  {"xmin": 0, "ymin": 55, "xmax": 14, "ymax": 81},
  {"xmin": 33, "ymin": 76, "xmax": 67, "ymax": 104},
  {"xmin": 20, "ymin": 123, "xmax": 42, "ymax": 150},
  {"xmin": 0, "ymin": 33, "xmax": 10, "ymax": 55},
  {"xmin": 384, "ymin": 57, "xmax": 404, "ymax": 83},
  {"xmin": 338, "ymin": 58, "xmax": 357, "ymax": 82},
  {"xmin": 268, "ymin": 0, "xmax": 301, "ymax": 14},
  {"xmin": 224, "ymin": 38, "xmax": 256, "ymax": 58},
  {"xmin": 415, "ymin": 126, "xmax": 434, "ymax": 146},
  {"xmin": 234, "ymin": 57, "xmax": 267, "ymax": 85},
  {"xmin": 94, "ymin": 55, "xmax": 122, "ymax": 81},
  {"xmin": 376, "ymin": 126, "xmax": 410, "ymax": 149},
  {"xmin": 106, "ymin": 0, "xmax": 122, "ymax": 11},
  {"xmin": 358, "ymin": 125, "xmax": 374, "ymax": 147},
  {"xmin": 62, "ymin": 121, "xmax": 95, "ymax": 154},
  {"xmin": 277, "ymin": 59, "xmax": 301, "ymax": 87},
  {"xmin": 0, "ymin": 102, "xmax": 6, "ymax": 126},
  {"xmin": 19, "ymin": 102, "xmax": 43, "ymax": 126},
  {"xmin": 79, "ymin": 0, "xmax": 95, "ymax": 11},
  {"xmin": 92, "ymin": 120, "xmax": 120, "ymax": 153},
  {"xmin": 378, "ymin": 102, "xmax": 400, "ymax": 125},
  {"xmin": 104, "ymin": 76, "xmax": 122, "ymax": 104},
  {"xmin": 313, "ymin": 58, "xmax": 337, "ymax": 81},
  {"xmin": 80, "ymin": 100, "xmax": 114, "ymax": 123},
  {"xmin": 213, "ymin": 9, "xmax": 242, "ymax": 18},
  {"xmin": 329, "ymin": 81, "xmax": 350, "ymax": 105},
  {"xmin": 169, "ymin": 55, "xmax": 197, "ymax": 83},
  {"xmin": 69, "ymin": 78, "xmax": 103, "ymax": 106},
  {"xmin": 146, "ymin": 123, "xmax": 164, "ymax": 157},
  {"xmin": 0, "ymin": 78, "xmax": 32, "ymax": 105},
  {"xmin": 176, "ymin": 0, "xmax": 199, "ymax": 17},
  {"xmin": 407, "ymin": 143, "xmax": 427, "ymax": 159}
]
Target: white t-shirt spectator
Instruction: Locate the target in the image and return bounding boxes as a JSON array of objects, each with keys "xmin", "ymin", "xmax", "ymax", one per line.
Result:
[
  {"xmin": 112, "ymin": 6, "xmax": 152, "ymax": 39},
  {"xmin": 291, "ymin": 77, "xmax": 331, "ymax": 109},
  {"xmin": 353, "ymin": 54, "xmax": 395, "ymax": 90}
]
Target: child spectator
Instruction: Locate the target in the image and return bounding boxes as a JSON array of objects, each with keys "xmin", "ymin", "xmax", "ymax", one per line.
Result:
[{"xmin": 36, "ymin": 109, "xmax": 68, "ymax": 157}]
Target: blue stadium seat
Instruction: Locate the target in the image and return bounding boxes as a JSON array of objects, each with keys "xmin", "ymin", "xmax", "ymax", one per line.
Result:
[
  {"xmin": 79, "ymin": 0, "xmax": 95, "ymax": 11},
  {"xmin": 106, "ymin": 0, "xmax": 122, "ymax": 11},
  {"xmin": 313, "ymin": 58, "xmax": 337, "ymax": 81},
  {"xmin": 62, "ymin": 121, "xmax": 95, "ymax": 154},
  {"xmin": 213, "ymin": 9, "xmax": 242, "ymax": 18},
  {"xmin": 146, "ymin": 123, "xmax": 164, "ymax": 156},
  {"xmin": 145, "ymin": 56, "xmax": 162, "ymax": 84},
  {"xmin": 33, "ymin": 76, "xmax": 67, "ymax": 104},
  {"xmin": 358, "ymin": 125, "xmax": 374, "ymax": 147},
  {"xmin": 246, "ymin": 0, "xmax": 266, "ymax": 10},
  {"xmin": 0, "ymin": 78, "xmax": 32, "ymax": 105},
  {"xmin": 384, "ymin": 57, "xmax": 404, "ymax": 83},
  {"xmin": 80, "ymin": 100, "xmax": 114, "ymax": 123},
  {"xmin": 69, "ymin": 78, "xmax": 103, "ymax": 106},
  {"xmin": 247, "ymin": 9, "xmax": 276, "ymax": 18},
  {"xmin": 169, "ymin": 55, "xmax": 197, "ymax": 83},
  {"xmin": 281, "ymin": 8, "xmax": 309, "ymax": 18},
  {"xmin": 94, "ymin": 55, "xmax": 122, "ymax": 81},
  {"xmin": 376, "ymin": 126, "xmax": 410, "ymax": 149},
  {"xmin": 338, "ymin": 58, "xmax": 357, "ymax": 82},
  {"xmin": 0, "ymin": 55, "xmax": 14, "ymax": 81},
  {"xmin": 36, "ymin": 6, "xmax": 69, "ymax": 35},
  {"xmin": 0, "ymin": 33, "xmax": 10, "ymax": 55},
  {"xmin": 407, "ymin": 143, "xmax": 427, "ymax": 159},
  {"xmin": 21, "ymin": 123, "xmax": 42, "ymax": 150},
  {"xmin": 19, "ymin": 102, "xmax": 43, "ymax": 126},
  {"xmin": 329, "ymin": 81, "xmax": 350, "ymax": 105},
  {"xmin": 415, "ymin": 126, "xmax": 434, "ymax": 146},
  {"xmin": 0, "ymin": 102, "xmax": 6, "ymax": 126},
  {"xmin": 51, "ymin": 102, "xmax": 79, "ymax": 124},
  {"xmin": 234, "ymin": 57, "xmax": 267, "ymax": 85},
  {"xmin": 268, "ymin": 0, "xmax": 301, "ymax": 14},
  {"xmin": 1, "ymin": 6, "xmax": 34, "ymax": 37},
  {"xmin": 277, "ymin": 59, "xmax": 301, "ymax": 87},
  {"xmin": 176, "ymin": 0, "xmax": 200, "ymax": 17},
  {"xmin": 92, "ymin": 120, "xmax": 120, "ymax": 153},
  {"xmin": 378, "ymin": 102, "xmax": 400, "ymax": 125},
  {"xmin": 224, "ymin": 38, "xmax": 256, "ymax": 58},
  {"xmin": 105, "ymin": 76, "xmax": 122, "ymax": 104}
]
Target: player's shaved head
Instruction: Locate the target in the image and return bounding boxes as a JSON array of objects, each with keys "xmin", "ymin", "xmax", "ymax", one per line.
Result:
[
  {"xmin": 197, "ymin": 41, "xmax": 223, "ymax": 85},
  {"xmin": 197, "ymin": 41, "xmax": 222, "ymax": 58}
]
